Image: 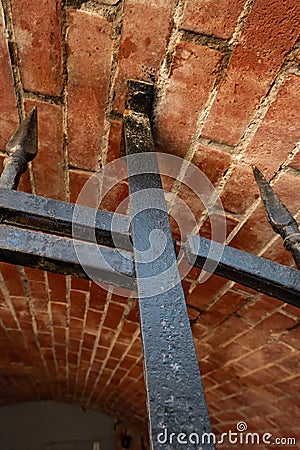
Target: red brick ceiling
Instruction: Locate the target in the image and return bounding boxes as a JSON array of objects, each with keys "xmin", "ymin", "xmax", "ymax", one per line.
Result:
[{"xmin": 0, "ymin": 0, "xmax": 300, "ymax": 447}]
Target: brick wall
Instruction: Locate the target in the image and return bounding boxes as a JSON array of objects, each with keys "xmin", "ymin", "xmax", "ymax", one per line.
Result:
[{"xmin": 0, "ymin": 0, "xmax": 300, "ymax": 448}]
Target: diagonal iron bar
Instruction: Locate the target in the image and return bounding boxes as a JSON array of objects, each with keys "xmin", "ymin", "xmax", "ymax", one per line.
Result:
[
  {"xmin": 0, "ymin": 225, "xmax": 136, "ymax": 290},
  {"xmin": 253, "ymin": 166, "xmax": 300, "ymax": 269},
  {"xmin": 0, "ymin": 107, "xmax": 38, "ymax": 190},
  {"xmin": 0, "ymin": 188, "xmax": 131, "ymax": 250},
  {"xmin": 185, "ymin": 234, "xmax": 300, "ymax": 309},
  {"xmin": 124, "ymin": 80, "xmax": 214, "ymax": 450}
]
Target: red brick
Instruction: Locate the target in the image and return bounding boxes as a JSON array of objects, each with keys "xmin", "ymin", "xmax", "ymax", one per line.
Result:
[
  {"xmin": 119, "ymin": 321, "xmax": 139, "ymax": 342},
  {"xmin": 240, "ymin": 364, "xmax": 290, "ymax": 387},
  {"xmin": 100, "ymin": 180, "xmax": 129, "ymax": 213},
  {"xmin": 126, "ymin": 338, "xmax": 142, "ymax": 357},
  {"xmin": 69, "ymin": 169, "xmax": 89, "ymax": 204},
  {"xmin": 261, "ymin": 237, "xmax": 295, "ymax": 267},
  {"xmin": 0, "ymin": 288, "xmax": 7, "ymax": 308},
  {"xmin": 243, "ymin": 75, "xmax": 300, "ymax": 177},
  {"xmin": 106, "ymin": 357, "xmax": 118, "ymax": 370},
  {"xmin": 89, "ymin": 283, "xmax": 108, "ymax": 311},
  {"xmin": 82, "ymin": 329, "xmax": 95, "ymax": 349},
  {"xmin": 51, "ymin": 303, "xmax": 67, "ymax": 328},
  {"xmin": 192, "ymin": 145, "xmax": 232, "ymax": 185},
  {"xmin": 170, "ymin": 183, "xmax": 205, "ymax": 240},
  {"xmin": 24, "ymin": 267, "xmax": 45, "ymax": 282},
  {"xmin": 186, "ymin": 274, "xmax": 228, "ymax": 309},
  {"xmin": 47, "ymin": 273, "xmax": 66, "ymax": 303},
  {"xmin": 205, "ymin": 315, "xmax": 250, "ymax": 347},
  {"xmin": 10, "ymin": 0, "xmax": 62, "ymax": 95},
  {"xmin": 238, "ymin": 312, "xmax": 298, "ymax": 349},
  {"xmin": 67, "ymin": 10, "xmax": 113, "ymax": 170},
  {"xmin": 238, "ymin": 294, "xmax": 278, "ymax": 324},
  {"xmin": 221, "ymin": 163, "xmax": 260, "ymax": 214},
  {"xmin": 187, "ymin": 306, "xmax": 199, "ymax": 321},
  {"xmin": 230, "ymin": 205, "xmax": 275, "ymax": 253},
  {"xmin": 202, "ymin": 0, "xmax": 300, "ymax": 145},
  {"xmin": 110, "ymin": 342, "xmax": 127, "ymax": 359},
  {"xmin": 119, "ymin": 355, "xmax": 137, "ymax": 371},
  {"xmin": 106, "ymin": 120, "xmax": 123, "ymax": 163},
  {"xmin": 182, "ymin": 0, "xmax": 245, "ymax": 39},
  {"xmin": 85, "ymin": 310, "xmax": 102, "ymax": 334},
  {"xmin": 38, "ymin": 332, "xmax": 52, "ymax": 348},
  {"xmin": 0, "ymin": 263, "xmax": 24, "ymax": 296},
  {"xmin": 113, "ymin": 0, "xmax": 177, "ymax": 113},
  {"xmin": 103, "ymin": 303, "xmax": 124, "ymax": 330},
  {"xmin": 0, "ymin": 308, "xmax": 18, "ymax": 328},
  {"xmin": 200, "ymin": 214, "xmax": 239, "ymax": 241},
  {"xmin": 110, "ymin": 290, "xmax": 129, "ymax": 305},
  {"xmin": 281, "ymin": 327, "xmax": 300, "ymax": 351},
  {"xmin": 69, "ymin": 338, "xmax": 80, "ymax": 353},
  {"xmin": 70, "ymin": 278, "xmax": 90, "ymax": 292},
  {"xmin": 282, "ymin": 303, "xmax": 300, "ymax": 319},
  {"xmin": 237, "ymin": 342, "xmax": 294, "ymax": 371},
  {"xmin": 271, "ymin": 172, "xmax": 300, "ymax": 215},
  {"xmin": 199, "ymin": 290, "xmax": 247, "ymax": 328},
  {"xmin": 95, "ymin": 346, "xmax": 108, "ymax": 361},
  {"xmin": 0, "ymin": 9, "xmax": 19, "ymax": 150},
  {"xmin": 70, "ymin": 316, "xmax": 83, "ymax": 340},
  {"xmin": 10, "ymin": 296, "xmax": 31, "ymax": 322},
  {"xmin": 53, "ymin": 327, "xmax": 66, "ymax": 345},
  {"xmin": 70, "ymin": 290, "xmax": 87, "ymax": 319},
  {"xmin": 99, "ymin": 328, "xmax": 115, "ymax": 348},
  {"xmin": 25, "ymin": 101, "xmax": 65, "ymax": 200},
  {"xmin": 35, "ymin": 312, "xmax": 51, "ymax": 332},
  {"xmin": 156, "ymin": 42, "xmax": 223, "ymax": 158},
  {"xmin": 288, "ymin": 148, "xmax": 300, "ymax": 171},
  {"xmin": 126, "ymin": 301, "xmax": 140, "ymax": 323}
]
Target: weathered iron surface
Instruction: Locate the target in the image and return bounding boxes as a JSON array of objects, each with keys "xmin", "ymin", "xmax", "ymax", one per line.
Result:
[
  {"xmin": 0, "ymin": 108, "xmax": 38, "ymax": 190},
  {"xmin": 0, "ymin": 225, "xmax": 136, "ymax": 290},
  {"xmin": 124, "ymin": 80, "xmax": 214, "ymax": 450},
  {"xmin": 185, "ymin": 234, "xmax": 300, "ymax": 308},
  {"xmin": 254, "ymin": 166, "xmax": 300, "ymax": 269},
  {"xmin": 0, "ymin": 188, "xmax": 131, "ymax": 250}
]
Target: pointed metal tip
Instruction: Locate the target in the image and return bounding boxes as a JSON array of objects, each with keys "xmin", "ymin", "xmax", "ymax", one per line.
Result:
[
  {"xmin": 253, "ymin": 165, "xmax": 263, "ymax": 182},
  {"xmin": 6, "ymin": 107, "xmax": 38, "ymax": 162},
  {"xmin": 253, "ymin": 166, "xmax": 298, "ymax": 236}
]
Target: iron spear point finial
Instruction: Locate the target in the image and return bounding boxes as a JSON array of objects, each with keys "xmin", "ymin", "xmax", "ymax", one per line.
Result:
[
  {"xmin": 253, "ymin": 166, "xmax": 300, "ymax": 269},
  {"xmin": 0, "ymin": 107, "xmax": 38, "ymax": 190}
]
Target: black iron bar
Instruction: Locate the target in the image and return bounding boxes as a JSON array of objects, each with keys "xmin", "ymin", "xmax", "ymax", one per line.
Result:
[
  {"xmin": 124, "ymin": 80, "xmax": 214, "ymax": 450},
  {"xmin": 0, "ymin": 225, "xmax": 136, "ymax": 290},
  {"xmin": 253, "ymin": 166, "xmax": 300, "ymax": 269},
  {"xmin": 0, "ymin": 188, "xmax": 131, "ymax": 250},
  {"xmin": 0, "ymin": 108, "xmax": 38, "ymax": 190},
  {"xmin": 185, "ymin": 234, "xmax": 300, "ymax": 308}
]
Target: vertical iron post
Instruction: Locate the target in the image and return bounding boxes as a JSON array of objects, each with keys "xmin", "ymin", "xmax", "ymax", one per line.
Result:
[{"xmin": 124, "ymin": 80, "xmax": 214, "ymax": 449}]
